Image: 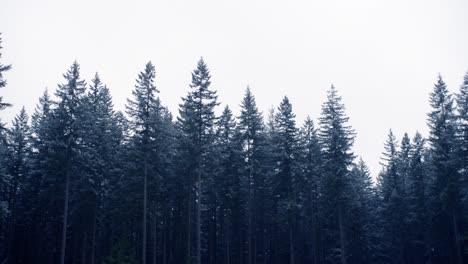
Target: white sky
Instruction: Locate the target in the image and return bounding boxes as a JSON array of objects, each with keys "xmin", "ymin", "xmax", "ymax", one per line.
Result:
[{"xmin": 1, "ymin": 0, "xmax": 468, "ymax": 176}]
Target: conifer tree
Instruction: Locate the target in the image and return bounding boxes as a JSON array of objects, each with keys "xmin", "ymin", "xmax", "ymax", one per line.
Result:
[
  {"xmin": 455, "ymin": 73, "xmax": 468, "ymax": 216},
  {"xmin": 238, "ymin": 87, "xmax": 266, "ymax": 264},
  {"xmin": 177, "ymin": 58, "xmax": 218, "ymax": 264},
  {"xmin": 427, "ymin": 75, "xmax": 463, "ymax": 264},
  {"xmin": 3, "ymin": 107, "xmax": 31, "ymax": 262},
  {"xmin": 53, "ymin": 61, "xmax": 87, "ymax": 264},
  {"xmin": 214, "ymin": 105, "xmax": 244, "ymax": 264},
  {"xmin": 23, "ymin": 89, "xmax": 53, "ymax": 263},
  {"xmin": 126, "ymin": 62, "xmax": 159, "ymax": 264},
  {"xmin": 318, "ymin": 85, "xmax": 355, "ymax": 264},
  {"xmin": 348, "ymin": 159, "xmax": 377, "ymax": 264},
  {"xmin": 272, "ymin": 96, "xmax": 300, "ymax": 264},
  {"xmin": 376, "ymin": 130, "xmax": 406, "ymax": 264},
  {"xmin": 78, "ymin": 73, "xmax": 124, "ymax": 264},
  {"xmin": 299, "ymin": 116, "xmax": 322, "ymax": 263},
  {"xmin": 406, "ymin": 132, "xmax": 429, "ymax": 262}
]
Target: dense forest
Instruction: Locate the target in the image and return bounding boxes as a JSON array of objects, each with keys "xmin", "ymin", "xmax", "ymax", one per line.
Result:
[{"xmin": 0, "ymin": 34, "xmax": 467, "ymax": 264}]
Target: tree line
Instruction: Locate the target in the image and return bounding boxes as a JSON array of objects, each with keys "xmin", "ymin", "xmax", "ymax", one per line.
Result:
[{"xmin": 0, "ymin": 34, "xmax": 467, "ymax": 264}]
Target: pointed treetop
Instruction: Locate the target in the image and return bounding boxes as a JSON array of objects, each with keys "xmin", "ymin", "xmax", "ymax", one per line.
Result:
[
  {"xmin": 427, "ymin": 74, "xmax": 456, "ymax": 144},
  {"xmin": 191, "ymin": 57, "xmax": 211, "ymax": 90},
  {"xmin": 319, "ymin": 84, "xmax": 355, "ymax": 161},
  {"xmin": 429, "ymin": 74, "xmax": 451, "ymax": 108},
  {"xmin": 218, "ymin": 105, "xmax": 236, "ymax": 132},
  {"xmin": 55, "ymin": 61, "xmax": 86, "ymax": 110},
  {"xmin": 276, "ymin": 96, "xmax": 296, "ymax": 123},
  {"xmin": 381, "ymin": 129, "xmax": 398, "ymax": 166}
]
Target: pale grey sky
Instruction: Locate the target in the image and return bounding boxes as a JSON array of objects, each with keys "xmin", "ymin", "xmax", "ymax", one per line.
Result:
[{"xmin": 1, "ymin": 0, "xmax": 467, "ymax": 176}]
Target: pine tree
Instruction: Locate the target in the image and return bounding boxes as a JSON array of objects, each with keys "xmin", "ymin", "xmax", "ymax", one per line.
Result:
[
  {"xmin": 455, "ymin": 73, "xmax": 468, "ymax": 254},
  {"xmin": 214, "ymin": 105, "xmax": 244, "ymax": 264},
  {"xmin": 299, "ymin": 116, "xmax": 322, "ymax": 263},
  {"xmin": 126, "ymin": 62, "xmax": 159, "ymax": 264},
  {"xmin": 348, "ymin": 159, "xmax": 377, "ymax": 264},
  {"xmin": 23, "ymin": 89, "xmax": 53, "ymax": 263},
  {"xmin": 272, "ymin": 96, "xmax": 300, "ymax": 264},
  {"xmin": 177, "ymin": 57, "xmax": 218, "ymax": 264},
  {"xmin": 377, "ymin": 130, "xmax": 407, "ymax": 264},
  {"xmin": 238, "ymin": 87, "xmax": 266, "ymax": 264},
  {"xmin": 3, "ymin": 107, "xmax": 31, "ymax": 262},
  {"xmin": 406, "ymin": 132, "xmax": 429, "ymax": 262},
  {"xmin": 427, "ymin": 75, "xmax": 464, "ymax": 264},
  {"xmin": 53, "ymin": 61, "xmax": 87, "ymax": 264},
  {"xmin": 78, "ymin": 73, "xmax": 124, "ymax": 264},
  {"xmin": 318, "ymin": 85, "xmax": 355, "ymax": 264}
]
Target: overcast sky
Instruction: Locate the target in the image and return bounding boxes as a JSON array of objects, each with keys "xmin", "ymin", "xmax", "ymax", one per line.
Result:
[{"xmin": 1, "ymin": 0, "xmax": 467, "ymax": 176}]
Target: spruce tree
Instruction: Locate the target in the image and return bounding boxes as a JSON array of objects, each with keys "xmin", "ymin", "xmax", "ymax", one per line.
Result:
[
  {"xmin": 427, "ymin": 75, "xmax": 463, "ymax": 264},
  {"xmin": 54, "ymin": 61, "xmax": 87, "ymax": 264},
  {"xmin": 299, "ymin": 116, "xmax": 322, "ymax": 263},
  {"xmin": 23, "ymin": 89, "xmax": 53, "ymax": 263},
  {"xmin": 455, "ymin": 73, "xmax": 468, "ymax": 219},
  {"xmin": 238, "ymin": 87, "xmax": 266, "ymax": 264},
  {"xmin": 126, "ymin": 62, "xmax": 159, "ymax": 264},
  {"xmin": 272, "ymin": 96, "xmax": 300, "ymax": 264},
  {"xmin": 318, "ymin": 85, "xmax": 355, "ymax": 264},
  {"xmin": 4, "ymin": 107, "xmax": 31, "ymax": 262},
  {"xmin": 80, "ymin": 73, "xmax": 123, "ymax": 264},
  {"xmin": 377, "ymin": 130, "xmax": 406, "ymax": 264},
  {"xmin": 348, "ymin": 159, "xmax": 377, "ymax": 264},
  {"xmin": 177, "ymin": 58, "xmax": 218, "ymax": 264},
  {"xmin": 214, "ymin": 105, "xmax": 244, "ymax": 264},
  {"xmin": 406, "ymin": 132, "xmax": 429, "ymax": 262}
]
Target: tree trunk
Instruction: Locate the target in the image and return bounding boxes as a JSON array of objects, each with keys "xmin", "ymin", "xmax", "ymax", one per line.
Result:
[
  {"xmin": 196, "ymin": 165, "xmax": 202, "ymax": 264},
  {"xmin": 289, "ymin": 210, "xmax": 295, "ymax": 264},
  {"xmin": 143, "ymin": 160, "xmax": 148, "ymax": 264},
  {"xmin": 60, "ymin": 165, "xmax": 71, "ymax": 264},
  {"xmin": 452, "ymin": 209, "xmax": 463, "ymax": 264},
  {"xmin": 338, "ymin": 205, "xmax": 347, "ymax": 264},
  {"xmin": 81, "ymin": 232, "xmax": 87, "ymax": 264},
  {"xmin": 90, "ymin": 207, "xmax": 96, "ymax": 264},
  {"xmin": 186, "ymin": 188, "xmax": 191, "ymax": 264},
  {"xmin": 153, "ymin": 207, "xmax": 157, "ymax": 264},
  {"xmin": 248, "ymin": 164, "xmax": 253, "ymax": 264}
]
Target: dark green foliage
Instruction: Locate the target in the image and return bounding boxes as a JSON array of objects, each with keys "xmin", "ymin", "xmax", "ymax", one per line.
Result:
[
  {"xmin": 318, "ymin": 85, "xmax": 355, "ymax": 264},
  {"xmin": 0, "ymin": 49, "xmax": 466, "ymax": 264},
  {"xmin": 426, "ymin": 75, "xmax": 464, "ymax": 264}
]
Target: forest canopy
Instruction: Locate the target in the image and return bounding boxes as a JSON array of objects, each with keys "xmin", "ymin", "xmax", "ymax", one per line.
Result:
[{"xmin": 0, "ymin": 34, "xmax": 467, "ymax": 264}]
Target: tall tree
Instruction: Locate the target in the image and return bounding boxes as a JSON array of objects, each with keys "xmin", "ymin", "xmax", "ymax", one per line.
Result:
[
  {"xmin": 79, "ymin": 73, "xmax": 124, "ymax": 264},
  {"xmin": 299, "ymin": 116, "xmax": 322, "ymax": 264},
  {"xmin": 406, "ymin": 132, "xmax": 429, "ymax": 263},
  {"xmin": 48, "ymin": 61, "xmax": 87, "ymax": 264},
  {"xmin": 427, "ymin": 75, "xmax": 464, "ymax": 264},
  {"xmin": 177, "ymin": 58, "xmax": 218, "ymax": 264},
  {"xmin": 455, "ymin": 73, "xmax": 468, "ymax": 218},
  {"xmin": 272, "ymin": 96, "xmax": 300, "ymax": 264},
  {"xmin": 126, "ymin": 62, "xmax": 159, "ymax": 264},
  {"xmin": 214, "ymin": 105, "xmax": 244, "ymax": 264},
  {"xmin": 348, "ymin": 159, "xmax": 377, "ymax": 264},
  {"xmin": 376, "ymin": 130, "xmax": 406, "ymax": 264},
  {"xmin": 318, "ymin": 85, "xmax": 355, "ymax": 264},
  {"xmin": 238, "ymin": 87, "xmax": 266, "ymax": 264},
  {"xmin": 4, "ymin": 107, "xmax": 31, "ymax": 262}
]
